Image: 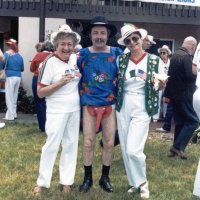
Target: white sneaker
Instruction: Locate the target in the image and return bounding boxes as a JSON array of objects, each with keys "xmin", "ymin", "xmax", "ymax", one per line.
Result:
[
  {"xmin": 0, "ymin": 122, "xmax": 5, "ymax": 128},
  {"xmin": 140, "ymin": 182, "xmax": 150, "ymax": 199},
  {"xmin": 127, "ymin": 186, "xmax": 137, "ymax": 193},
  {"xmin": 156, "ymin": 127, "xmax": 170, "ymax": 133}
]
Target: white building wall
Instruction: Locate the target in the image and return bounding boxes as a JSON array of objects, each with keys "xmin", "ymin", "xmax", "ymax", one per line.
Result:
[
  {"xmin": 19, "ymin": 17, "xmax": 65, "ymax": 96},
  {"xmin": 45, "ymin": 18, "xmax": 66, "ymax": 40},
  {"xmin": 18, "ymin": 17, "xmax": 39, "ymax": 96}
]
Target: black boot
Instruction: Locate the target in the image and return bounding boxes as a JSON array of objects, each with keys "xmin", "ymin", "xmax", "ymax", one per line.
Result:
[
  {"xmin": 99, "ymin": 175, "xmax": 113, "ymax": 192},
  {"xmin": 79, "ymin": 176, "xmax": 93, "ymax": 192}
]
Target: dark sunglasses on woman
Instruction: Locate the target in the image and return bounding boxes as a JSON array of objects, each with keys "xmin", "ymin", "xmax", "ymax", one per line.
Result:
[{"xmin": 124, "ymin": 35, "xmax": 140, "ymax": 45}]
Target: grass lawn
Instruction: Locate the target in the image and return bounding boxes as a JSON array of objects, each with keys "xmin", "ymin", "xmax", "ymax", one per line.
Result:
[{"xmin": 0, "ymin": 123, "xmax": 200, "ymax": 200}]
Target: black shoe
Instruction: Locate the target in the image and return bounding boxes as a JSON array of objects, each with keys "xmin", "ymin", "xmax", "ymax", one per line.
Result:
[
  {"xmin": 99, "ymin": 139, "xmax": 103, "ymax": 147},
  {"xmin": 99, "ymin": 175, "xmax": 113, "ymax": 192},
  {"xmin": 79, "ymin": 176, "xmax": 93, "ymax": 192}
]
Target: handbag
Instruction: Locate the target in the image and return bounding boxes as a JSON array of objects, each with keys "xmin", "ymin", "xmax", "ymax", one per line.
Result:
[{"xmin": 0, "ymin": 54, "xmax": 9, "ymax": 80}]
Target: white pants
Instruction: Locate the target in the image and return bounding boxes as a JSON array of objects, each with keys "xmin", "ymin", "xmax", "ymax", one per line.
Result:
[
  {"xmin": 5, "ymin": 77, "xmax": 21, "ymax": 120},
  {"xmin": 193, "ymin": 160, "xmax": 200, "ymax": 197},
  {"xmin": 193, "ymin": 89, "xmax": 200, "ymax": 197},
  {"xmin": 37, "ymin": 111, "xmax": 80, "ymax": 188},
  {"xmin": 117, "ymin": 92, "xmax": 151, "ymax": 188},
  {"xmin": 153, "ymin": 89, "xmax": 162, "ymax": 120},
  {"xmin": 193, "ymin": 88, "xmax": 200, "ymax": 120}
]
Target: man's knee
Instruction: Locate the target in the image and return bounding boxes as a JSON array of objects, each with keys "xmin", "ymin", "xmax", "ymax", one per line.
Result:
[
  {"xmin": 84, "ymin": 138, "xmax": 95, "ymax": 150},
  {"xmin": 103, "ymin": 138, "xmax": 114, "ymax": 149}
]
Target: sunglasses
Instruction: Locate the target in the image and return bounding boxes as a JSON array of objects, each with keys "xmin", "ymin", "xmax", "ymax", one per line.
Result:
[
  {"xmin": 124, "ymin": 35, "xmax": 140, "ymax": 45},
  {"xmin": 160, "ymin": 52, "xmax": 167, "ymax": 55}
]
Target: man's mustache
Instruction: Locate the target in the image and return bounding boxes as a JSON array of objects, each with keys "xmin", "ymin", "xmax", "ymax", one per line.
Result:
[{"xmin": 94, "ymin": 39, "xmax": 105, "ymax": 43}]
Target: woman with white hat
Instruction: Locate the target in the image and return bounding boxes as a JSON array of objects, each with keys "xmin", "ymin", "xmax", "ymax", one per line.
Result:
[
  {"xmin": 34, "ymin": 31, "xmax": 82, "ymax": 196},
  {"xmin": 153, "ymin": 45, "xmax": 171, "ymax": 122},
  {"xmin": 155, "ymin": 45, "xmax": 173, "ymax": 132},
  {"xmin": 116, "ymin": 24, "xmax": 165, "ymax": 199}
]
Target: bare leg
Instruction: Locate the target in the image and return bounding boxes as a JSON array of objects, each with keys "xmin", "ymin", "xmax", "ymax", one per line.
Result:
[
  {"xmin": 82, "ymin": 106, "xmax": 96, "ymax": 166},
  {"xmin": 101, "ymin": 109, "xmax": 116, "ymax": 166}
]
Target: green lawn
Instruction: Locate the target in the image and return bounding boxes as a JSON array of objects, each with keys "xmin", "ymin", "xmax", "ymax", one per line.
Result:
[{"xmin": 0, "ymin": 123, "xmax": 200, "ymax": 200}]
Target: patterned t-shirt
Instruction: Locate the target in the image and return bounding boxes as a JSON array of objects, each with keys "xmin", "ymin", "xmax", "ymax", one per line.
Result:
[{"xmin": 77, "ymin": 47, "xmax": 123, "ymax": 106}]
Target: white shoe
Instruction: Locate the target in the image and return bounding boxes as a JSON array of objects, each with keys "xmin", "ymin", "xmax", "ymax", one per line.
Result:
[
  {"xmin": 156, "ymin": 127, "xmax": 170, "ymax": 133},
  {"xmin": 0, "ymin": 122, "xmax": 5, "ymax": 128},
  {"xmin": 127, "ymin": 186, "xmax": 137, "ymax": 193},
  {"xmin": 140, "ymin": 182, "xmax": 150, "ymax": 199}
]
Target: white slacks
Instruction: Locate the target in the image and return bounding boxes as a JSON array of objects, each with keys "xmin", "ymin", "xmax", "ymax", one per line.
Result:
[
  {"xmin": 193, "ymin": 160, "xmax": 200, "ymax": 197},
  {"xmin": 117, "ymin": 92, "xmax": 151, "ymax": 188},
  {"xmin": 37, "ymin": 111, "xmax": 80, "ymax": 188},
  {"xmin": 5, "ymin": 77, "xmax": 21, "ymax": 120},
  {"xmin": 193, "ymin": 88, "xmax": 200, "ymax": 120},
  {"xmin": 153, "ymin": 89, "xmax": 162, "ymax": 120},
  {"xmin": 193, "ymin": 89, "xmax": 200, "ymax": 197}
]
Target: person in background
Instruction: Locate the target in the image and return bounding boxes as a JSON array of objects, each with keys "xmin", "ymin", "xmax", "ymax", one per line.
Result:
[
  {"xmin": 0, "ymin": 48, "xmax": 5, "ymax": 128},
  {"xmin": 78, "ymin": 16, "xmax": 123, "ymax": 193},
  {"xmin": 116, "ymin": 24, "xmax": 166, "ymax": 199},
  {"xmin": 142, "ymin": 35, "xmax": 156, "ymax": 51},
  {"xmin": 156, "ymin": 45, "xmax": 173, "ymax": 132},
  {"xmin": 33, "ymin": 31, "xmax": 81, "ymax": 196},
  {"xmin": 0, "ymin": 39, "xmax": 24, "ymax": 121},
  {"xmin": 35, "ymin": 42, "xmax": 43, "ymax": 53},
  {"xmin": 30, "ymin": 41, "xmax": 54, "ymax": 132},
  {"xmin": 164, "ymin": 36, "xmax": 198, "ymax": 159},
  {"xmin": 192, "ymin": 42, "xmax": 200, "ymax": 198}
]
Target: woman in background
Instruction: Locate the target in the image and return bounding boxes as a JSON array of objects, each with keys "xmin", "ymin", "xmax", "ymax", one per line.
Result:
[
  {"xmin": 30, "ymin": 41, "xmax": 54, "ymax": 132},
  {"xmin": 0, "ymin": 39, "xmax": 24, "ymax": 121}
]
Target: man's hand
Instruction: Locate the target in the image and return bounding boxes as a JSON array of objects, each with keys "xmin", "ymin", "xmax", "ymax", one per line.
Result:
[{"xmin": 164, "ymin": 97, "xmax": 171, "ymax": 104}]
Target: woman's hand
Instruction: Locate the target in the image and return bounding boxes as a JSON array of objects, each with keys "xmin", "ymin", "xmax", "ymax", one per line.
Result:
[
  {"xmin": 61, "ymin": 73, "xmax": 75, "ymax": 85},
  {"xmin": 158, "ymin": 79, "xmax": 166, "ymax": 89}
]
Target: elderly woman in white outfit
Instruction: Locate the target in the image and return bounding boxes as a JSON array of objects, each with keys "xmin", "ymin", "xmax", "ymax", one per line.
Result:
[
  {"xmin": 192, "ymin": 42, "xmax": 200, "ymax": 198},
  {"xmin": 116, "ymin": 24, "xmax": 165, "ymax": 199},
  {"xmin": 153, "ymin": 45, "xmax": 171, "ymax": 123},
  {"xmin": 34, "ymin": 31, "xmax": 81, "ymax": 196}
]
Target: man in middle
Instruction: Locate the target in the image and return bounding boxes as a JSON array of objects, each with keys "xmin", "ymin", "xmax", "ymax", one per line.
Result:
[{"xmin": 77, "ymin": 16, "xmax": 123, "ymax": 193}]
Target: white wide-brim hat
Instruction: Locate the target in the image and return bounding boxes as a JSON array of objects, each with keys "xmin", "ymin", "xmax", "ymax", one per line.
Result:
[
  {"xmin": 117, "ymin": 24, "xmax": 148, "ymax": 46},
  {"xmin": 50, "ymin": 24, "xmax": 81, "ymax": 44},
  {"xmin": 158, "ymin": 45, "xmax": 172, "ymax": 55}
]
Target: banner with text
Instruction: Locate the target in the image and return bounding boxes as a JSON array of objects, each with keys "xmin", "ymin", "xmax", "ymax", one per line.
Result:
[{"xmin": 126, "ymin": 0, "xmax": 200, "ymax": 7}]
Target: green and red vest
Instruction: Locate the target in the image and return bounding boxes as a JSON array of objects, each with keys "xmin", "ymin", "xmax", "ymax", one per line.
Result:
[{"xmin": 116, "ymin": 52, "xmax": 159, "ymax": 116}]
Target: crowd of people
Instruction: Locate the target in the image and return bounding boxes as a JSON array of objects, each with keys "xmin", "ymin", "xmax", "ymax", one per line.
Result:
[{"xmin": 0, "ymin": 15, "xmax": 200, "ymax": 199}]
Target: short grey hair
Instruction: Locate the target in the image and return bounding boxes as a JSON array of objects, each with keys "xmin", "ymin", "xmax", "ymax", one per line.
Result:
[
  {"xmin": 53, "ymin": 31, "xmax": 79, "ymax": 48},
  {"xmin": 41, "ymin": 40, "xmax": 54, "ymax": 52}
]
